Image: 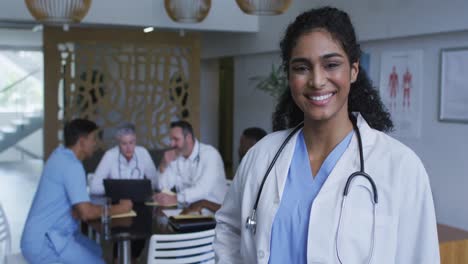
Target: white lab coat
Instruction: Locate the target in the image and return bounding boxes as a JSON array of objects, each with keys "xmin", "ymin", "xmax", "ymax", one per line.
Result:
[
  {"xmin": 89, "ymin": 146, "xmax": 158, "ymax": 195},
  {"xmin": 214, "ymin": 115, "xmax": 439, "ymax": 264},
  {"xmin": 157, "ymin": 140, "xmax": 227, "ymax": 204}
]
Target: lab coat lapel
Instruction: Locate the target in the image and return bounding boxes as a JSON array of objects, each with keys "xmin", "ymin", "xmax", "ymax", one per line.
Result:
[
  {"xmin": 306, "ymin": 143, "xmax": 357, "ymax": 262},
  {"xmin": 252, "ymin": 129, "xmax": 300, "ymax": 263},
  {"xmin": 273, "ymin": 128, "xmax": 301, "ymax": 202},
  {"xmin": 307, "ymin": 114, "xmax": 378, "ymax": 262}
]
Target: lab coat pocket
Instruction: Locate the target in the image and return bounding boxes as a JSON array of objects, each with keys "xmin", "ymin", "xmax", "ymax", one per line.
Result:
[{"xmin": 335, "ymin": 181, "xmax": 376, "ymax": 263}]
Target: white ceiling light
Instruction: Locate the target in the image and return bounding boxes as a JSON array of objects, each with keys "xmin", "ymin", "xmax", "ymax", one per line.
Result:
[
  {"xmin": 143, "ymin": 27, "xmax": 154, "ymax": 33},
  {"xmin": 235, "ymin": 0, "xmax": 292, "ymax": 15},
  {"xmin": 164, "ymin": 0, "xmax": 211, "ymax": 23}
]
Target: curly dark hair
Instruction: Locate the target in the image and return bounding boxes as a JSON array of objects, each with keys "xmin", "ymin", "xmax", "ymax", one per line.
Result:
[{"xmin": 272, "ymin": 6, "xmax": 393, "ymax": 132}]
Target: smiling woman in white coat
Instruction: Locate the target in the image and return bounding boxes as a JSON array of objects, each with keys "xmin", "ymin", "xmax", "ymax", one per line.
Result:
[{"xmin": 213, "ymin": 6, "xmax": 439, "ymax": 264}]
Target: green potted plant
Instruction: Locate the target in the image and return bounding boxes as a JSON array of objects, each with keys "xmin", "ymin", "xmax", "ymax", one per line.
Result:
[{"xmin": 249, "ymin": 64, "xmax": 287, "ymax": 99}]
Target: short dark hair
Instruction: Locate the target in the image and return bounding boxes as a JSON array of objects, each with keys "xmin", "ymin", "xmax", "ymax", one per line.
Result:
[
  {"xmin": 242, "ymin": 127, "xmax": 267, "ymax": 143},
  {"xmin": 170, "ymin": 120, "xmax": 194, "ymax": 139},
  {"xmin": 64, "ymin": 119, "xmax": 98, "ymax": 147}
]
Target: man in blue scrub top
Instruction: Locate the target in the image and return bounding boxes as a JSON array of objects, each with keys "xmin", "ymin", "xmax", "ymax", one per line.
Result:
[{"xmin": 21, "ymin": 119, "xmax": 133, "ymax": 264}]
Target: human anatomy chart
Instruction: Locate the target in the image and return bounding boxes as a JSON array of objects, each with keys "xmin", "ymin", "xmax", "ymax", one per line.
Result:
[{"xmin": 379, "ymin": 50, "xmax": 423, "ymax": 138}]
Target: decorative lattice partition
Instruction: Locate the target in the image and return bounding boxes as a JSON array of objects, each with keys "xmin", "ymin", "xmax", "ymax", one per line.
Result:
[{"xmin": 44, "ymin": 27, "xmax": 200, "ymax": 157}]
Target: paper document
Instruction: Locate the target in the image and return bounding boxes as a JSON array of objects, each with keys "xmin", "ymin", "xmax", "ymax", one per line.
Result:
[
  {"xmin": 162, "ymin": 208, "xmax": 183, "ymax": 217},
  {"xmin": 112, "ymin": 210, "xmax": 137, "ymax": 219},
  {"xmin": 145, "ymin": 189, "xmax": 177, "ymax": 207},
  {"xmin": 161, "ymin": 189, "xmax": 176, "ymax": 195}
]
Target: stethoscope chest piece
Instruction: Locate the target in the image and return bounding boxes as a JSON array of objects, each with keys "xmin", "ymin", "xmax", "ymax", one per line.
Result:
[{"xmin": 245, "ymin": 209, "xmax": 257, "ymax": 234}]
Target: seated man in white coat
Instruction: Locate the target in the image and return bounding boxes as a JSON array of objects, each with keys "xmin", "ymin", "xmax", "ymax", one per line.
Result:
[
  {"xmin": 89, "ymin": 122, "xmax": 157, "ymax": 261},
  {"xmin": 89, "ymin": 122, "xmax": 158, "ymax": 195},
  {"xmin": 181, "ymin": 126, "xmax": 267, "ymax": 214},
  {"xmin": 154, "ymin": 120, "xmax": 226, "ymax": 207}
]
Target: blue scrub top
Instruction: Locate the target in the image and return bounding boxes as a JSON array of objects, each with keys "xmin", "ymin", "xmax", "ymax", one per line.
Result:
[
  {"xmin": 21, "ymin": 146, "xmax": 90, "ymax": 258},
  {"xmin": 268, "ymin": 130, "xmax": 353, "ymax": 264}
]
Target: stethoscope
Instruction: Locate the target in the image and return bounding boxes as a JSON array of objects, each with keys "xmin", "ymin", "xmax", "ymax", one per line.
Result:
[
  {"xmin": 117, "ymin": 151, "xmax": 142, "ymax": 178},
  {"xmin": 173, "ymin": 142, "xmax": 201, "ymax": 195},
  {"xmin": 245, "ymin": 115, "xmax": 378, "ymax": 264},
  {"xmin": 175, "ymin": 141, "xmax": 201, "ymax": 176}
]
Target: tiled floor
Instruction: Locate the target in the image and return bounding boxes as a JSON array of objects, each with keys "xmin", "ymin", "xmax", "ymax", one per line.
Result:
[{"xmin": 0, "ymin": 160, "xmax": 42, "ymax": 254}]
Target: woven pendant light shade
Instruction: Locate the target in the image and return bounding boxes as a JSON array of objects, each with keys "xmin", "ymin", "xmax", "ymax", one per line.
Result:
[
  {"xmin": 235, "ymin": 0, "xmax": 292, "ymax": 15},
  {"xmin": 164, "ymin": 0, "xmax": 211, "ymax": 23},
  {"xmin": 25, "ymin": 0, "xmax": 92, "ymax": 23}
]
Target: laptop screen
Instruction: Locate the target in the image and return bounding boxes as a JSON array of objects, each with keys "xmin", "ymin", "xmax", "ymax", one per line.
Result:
[{"xmin": 103, "ymin": 179, "xmax": 152, "ymax": 203}]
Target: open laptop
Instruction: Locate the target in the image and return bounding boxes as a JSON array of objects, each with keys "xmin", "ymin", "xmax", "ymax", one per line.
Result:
[{"xmin": 103, "ymin": 179, "xmax": 153, "ymax": 203}]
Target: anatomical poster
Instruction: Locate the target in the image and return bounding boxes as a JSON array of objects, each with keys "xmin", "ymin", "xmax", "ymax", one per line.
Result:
[{"xmin": 379, "ymin": 50, "xmax": 423, "ymax": 138}]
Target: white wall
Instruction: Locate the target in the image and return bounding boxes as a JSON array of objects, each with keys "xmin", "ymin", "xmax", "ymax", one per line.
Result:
[
  {"xmin": 0, "ymin": 28, "xmax": 42, "ymax": 48},
  {"xmin": 202, "ymin": 0, "xmax": 468, "ymax": 58},
  {"xmin": 199, "ymin": 54, "xmax": 277, "ymax": 168},
  {"xmin": 362, "ymin": 30, "xmax": 468, "ymax": 230},
  {"xmin": 199, "ymin": 59, "xmax": 219, "ymax": 149},
  {"xmin": 232, "ymin": 52, "xmax": 279, "ymax": 167},
  {"xmin": 230, "ymin": 30, "xmax": 468, "ymax": 230},
  {"xmin": 199, "ymin": 53, "xmax": 279, "ymax": 167}
]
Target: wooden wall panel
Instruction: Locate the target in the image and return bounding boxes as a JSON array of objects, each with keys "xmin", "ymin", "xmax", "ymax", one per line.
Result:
[{"xmin": 43, "ymin": 27, "xmax": 200, "ymax": 158}]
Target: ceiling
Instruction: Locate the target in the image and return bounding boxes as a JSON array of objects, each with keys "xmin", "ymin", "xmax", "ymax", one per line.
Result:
[{"xmin": 0, "ymin": 1, "xmax": 259, "ymax": 33}]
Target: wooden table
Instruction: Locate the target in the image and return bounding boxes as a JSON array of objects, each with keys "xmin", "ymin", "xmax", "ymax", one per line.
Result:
[
  {"xmin": 87, "ymin": 196, "xmax": 466, "ymax": 264},
  {"xmin": 87, "ymin": 196, "xmax": 213, "ymax": 264},
  {"xmin": 90, "ymin": 204, "xmax": 154, "ymax": 264},
  {"xmin": 438, "ymin": 224, "xmax": 468, "ymax": 263}
]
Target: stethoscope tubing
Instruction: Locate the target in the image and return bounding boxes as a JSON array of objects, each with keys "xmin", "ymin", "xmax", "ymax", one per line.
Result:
[
  {"xmin": 175, "ymin": 142, "xmax": 201, "ymax": 177},
  {"xmin": 118, "ymin": 150, "xmax": 142, "ymax": 179},
  {"xmin": 245, "ymin": 115, "xmax": 378, "ymax": 263}
]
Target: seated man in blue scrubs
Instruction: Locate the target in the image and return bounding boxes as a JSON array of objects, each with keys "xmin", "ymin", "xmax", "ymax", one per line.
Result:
[{"xmin": 21, "ymin": 119, "xmax": 133, "ymax": 264}]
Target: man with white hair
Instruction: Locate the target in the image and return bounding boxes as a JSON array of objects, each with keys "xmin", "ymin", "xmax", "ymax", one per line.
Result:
[
  {"xmin": 89, "ymin": 122, "xmax": 157, "ymax": 195},
  {"xmin": 89, "ymin": 122, "xmax": 157, "ymax": 261}
]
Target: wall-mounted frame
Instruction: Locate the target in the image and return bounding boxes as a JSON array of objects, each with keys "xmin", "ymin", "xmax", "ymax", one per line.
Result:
[{"xmin": 439, "ymin": 47, "xmax": 468, "ymax": 123}]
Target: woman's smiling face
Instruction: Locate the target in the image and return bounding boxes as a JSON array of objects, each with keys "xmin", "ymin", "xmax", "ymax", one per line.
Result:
[{"xmin": 288, "ymin": 29, "xmax": 359, "ymax": 124}]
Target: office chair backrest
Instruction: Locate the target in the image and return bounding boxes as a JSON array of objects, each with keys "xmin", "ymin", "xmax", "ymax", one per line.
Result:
[
  {"xmin": 147, "ymin": 229, "xmax": 215, "ymax": 264},
  {"xmin": 0, "ymin": 203, "xmax": 11, "ymax": 264}
]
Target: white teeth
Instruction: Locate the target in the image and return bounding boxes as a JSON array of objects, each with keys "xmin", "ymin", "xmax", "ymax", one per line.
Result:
[{"xmin": 309, "ymin": 93, "xmax": 333, "ymax": 101}]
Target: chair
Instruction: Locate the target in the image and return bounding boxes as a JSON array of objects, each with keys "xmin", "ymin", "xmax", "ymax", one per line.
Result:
[
  {"xmin": 148, "ymin": 149, "xmax": 166, "ymax": 169},
  {"xmin": 0, "ymin": 202, "xmax": 12, "ymax": 264},
  {"xmin": 82, "ymin": 149, "xmax": 105, "ymax": 175},
  {"xmin": 147, "ymin": 229, "xmax": 215, "ymax": 264},
  {"xmin": 0, "ymin": 203, "xmax": 27, "ymax": 264}
]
